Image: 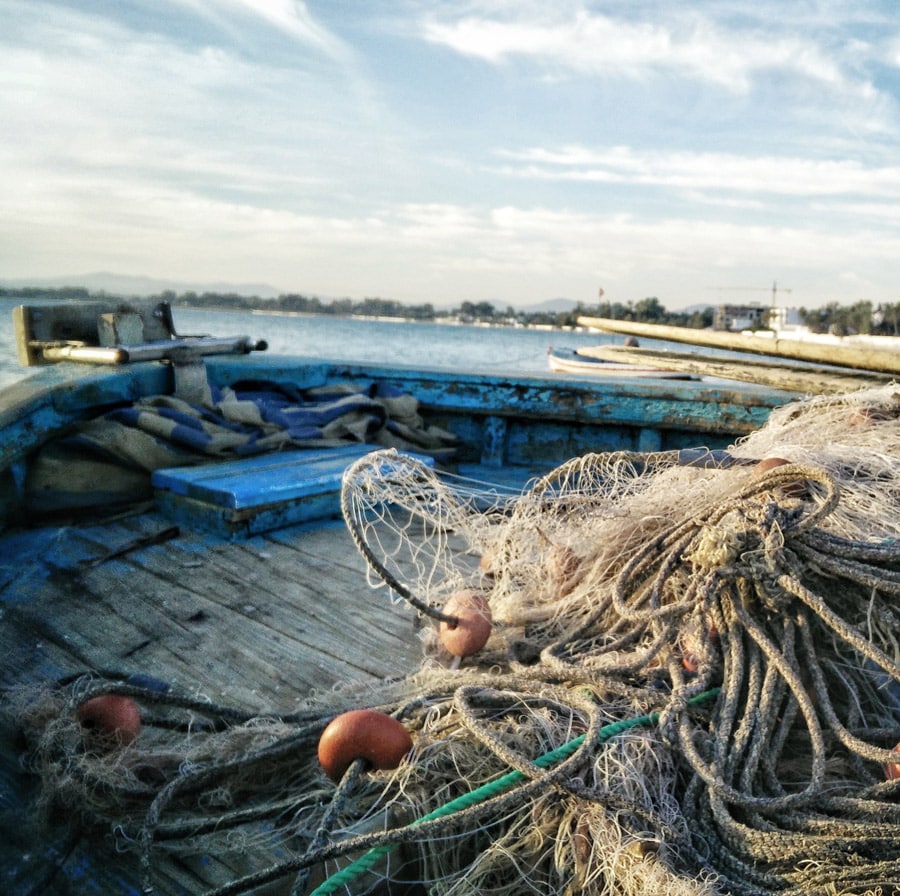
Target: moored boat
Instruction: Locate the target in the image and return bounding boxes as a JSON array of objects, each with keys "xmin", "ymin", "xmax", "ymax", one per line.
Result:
[
  {"xmin": 570, "ymin": 343, "xmax": 896, "ymax": 395},
  {"xmin": 2, "ymin": 300, "xmax": 899, "ymax": 896},
  {"xmin": 546, "ymin": 345, "xmax": 696, "ymax": 379},
  {"xmin": 577, "ymin": 314, "xmax": 900, "ymax": 375}
]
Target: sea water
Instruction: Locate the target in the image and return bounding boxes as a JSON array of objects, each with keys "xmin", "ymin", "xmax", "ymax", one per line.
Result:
[{"xmin": 0, "ymin": 298, "xmax": 625, "ymax": 390}]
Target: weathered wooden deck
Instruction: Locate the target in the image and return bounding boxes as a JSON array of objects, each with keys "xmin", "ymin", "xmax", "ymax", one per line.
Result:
[{"xmin": 1, "ymin": 508, "xmax": 425, "ymax": 895}]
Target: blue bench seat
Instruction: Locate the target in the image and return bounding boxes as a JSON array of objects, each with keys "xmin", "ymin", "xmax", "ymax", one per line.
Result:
[{"xmin": 152, "ymin": 444, "xmax": 388, "ymax": 537}]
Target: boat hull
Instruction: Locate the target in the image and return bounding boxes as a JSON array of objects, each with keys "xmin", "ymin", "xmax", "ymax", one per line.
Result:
[
  {"xmin": 577, "ymin": 314, "xmax": 900, "ymax": 374},
  {"xmin": 1, "ymin": 354, "xmax": 798, "ymax": 533},
  {"xmin": 547, "ymin": 346, "xmax": 695, "ymax": 379},
  {"xmin": 0, "ymin": 352, "xmax": 800, "ymax": 894}
]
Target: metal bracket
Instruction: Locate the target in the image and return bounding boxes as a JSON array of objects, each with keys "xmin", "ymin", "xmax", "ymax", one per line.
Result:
[{"xmin": 13, "ymin": 300, "xmax": 266, "ymax": 367}]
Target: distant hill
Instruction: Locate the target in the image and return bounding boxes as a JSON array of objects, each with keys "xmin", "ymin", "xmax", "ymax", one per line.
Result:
[
  {"xmin": 520, "ymin": 297, "xmax": 582, "ymax": 313},
  {"xmin": 0, "ymin": 271, "xmax": 282, "ymax": 299}
]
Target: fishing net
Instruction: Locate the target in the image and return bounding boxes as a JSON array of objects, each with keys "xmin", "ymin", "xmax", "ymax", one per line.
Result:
[{"xmin": 9, "ymin": 384, "xmax": 900, "ymax": 895}]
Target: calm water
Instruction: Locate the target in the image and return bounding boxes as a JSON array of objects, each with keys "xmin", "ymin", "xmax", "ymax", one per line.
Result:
[{"xmin": 0, "ymin": 299, "xmax": 627, "ymax": 390}]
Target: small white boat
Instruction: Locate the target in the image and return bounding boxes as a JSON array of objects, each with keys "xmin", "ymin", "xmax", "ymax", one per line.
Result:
[{"xmin": 547, "ymin": 346, "xmax": 695, "ymax": 379}]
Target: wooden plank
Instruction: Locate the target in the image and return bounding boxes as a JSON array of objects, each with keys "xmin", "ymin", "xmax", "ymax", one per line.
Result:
[
  {"xmin": 397, "ymin": 372, "xmax": 787, "ymax": 436},
  {"xmin": 577, "ymin": 315, "xmax": 900, "ymax": 375},
  {"xmin": 0, "ymin": 510, "xmax": 426, "ymax": 896},
  {"xmin": 2, "ymin": 511, "xmax": 426, "ymax": 704},
  {"xmin": 151, "ymin": 445, "xmax": 380, "ymax": 508},
  {"xmin": 0, "ymin": 362, "xmax": 173, "ymax": 470},
  {"xmin": 52, "ymin": 516, "xmax": 422, "ymax": 701},
  {"xmin": 153, "ymin": 445, "xmax": 435, "ymax": 537},
  {"xmin": 154, "ymin": 487, "xmax": 348, "ymax": 537},
  {"xmin": 575, "ymin": 345, "xmax": 892, "ymax": 395},
  {"xmin": 205, "ymin": 356, "xmax": 796, "ymax": 430}
]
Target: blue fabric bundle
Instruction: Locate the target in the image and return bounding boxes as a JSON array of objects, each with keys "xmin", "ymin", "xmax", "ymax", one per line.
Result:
[
  {"xmin": 24, "ymin": 380, "xmax": 457, "ymax": 518},
  {"xmin": 104, "ymin": 386, "xmax": 390, "ymax": 457}
]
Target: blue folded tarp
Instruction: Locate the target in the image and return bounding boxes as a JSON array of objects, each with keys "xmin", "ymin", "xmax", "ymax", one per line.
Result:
[{"xmin": 23, "ymin": 380, "xmax": 457, "ymax": 518}]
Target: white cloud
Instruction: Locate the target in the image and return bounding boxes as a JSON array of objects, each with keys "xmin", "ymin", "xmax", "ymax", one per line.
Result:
[
  {"xmin": 3, "ymin": 180, "xmax": 900, "ymax": 305},
  {"xmin": 229, "ymin": 0, "xmax": 335, "ymax": 46},
  {"xmin": 3, "ymin": 0, "xmax": 900, "ymax": 308},
  {"xmin": 0, "ymin": 2, "xmax": 385, "ymax": 210},
  {"xmin": 421, "ymin": 7, "xmax": 859, "ymax": 95},
  {"xmin": 165, "ymin": 0, "xmax": 352, "ymax": 60},
  {"xmin": 494, "ymin": 145, "xmax": 900, "ymax": 200}
]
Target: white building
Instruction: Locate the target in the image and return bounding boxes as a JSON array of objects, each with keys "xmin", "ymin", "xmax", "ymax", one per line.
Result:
[
  {"xmin": 713, "ymin": 304, "xmax": 768, "ymax": 331},
  {"xmin": 769, "ymin": 307, "xmax": 805, "ymax": 331}
]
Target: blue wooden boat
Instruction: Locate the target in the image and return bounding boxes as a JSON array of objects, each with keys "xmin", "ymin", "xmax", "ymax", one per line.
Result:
[{"xmin": 0, "ymin": 301, "xmax": 805, "ymax": 895}]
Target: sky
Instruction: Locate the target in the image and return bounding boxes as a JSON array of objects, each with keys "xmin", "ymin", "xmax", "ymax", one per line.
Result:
[{"xmin": 3, "ymin": 1, "xmax": 900, "ymax": 311}]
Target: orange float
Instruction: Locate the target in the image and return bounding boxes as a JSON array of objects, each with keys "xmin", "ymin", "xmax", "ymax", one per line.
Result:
[{"xmin": 317, "ymin": 709, "xmax": 413, "ymax": 781}]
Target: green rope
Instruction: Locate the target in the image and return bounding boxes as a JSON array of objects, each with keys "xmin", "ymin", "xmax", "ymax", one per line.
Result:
[{"xmin": 308, "ymin": 688, "xmax": 721, "ymax": 896}]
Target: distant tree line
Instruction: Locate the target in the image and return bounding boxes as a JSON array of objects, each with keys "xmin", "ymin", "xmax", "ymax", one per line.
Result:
[
  {"xmin": 797, "ymin": 300, "xmax": 900, "ymax": 336},
  {"xmin": 3, "ymin": 286, "xmax": 900, "ymax": 335},
  {"xmin": 584, "ymin": 296, "xmax": 714, "ymax": 329},
  {"xmin": 1, "ymin": 286, "xmax": 92, "ymax": 300}
]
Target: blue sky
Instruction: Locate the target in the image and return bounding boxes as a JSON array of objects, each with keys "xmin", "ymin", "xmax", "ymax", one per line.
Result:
[{"xmin": 3, "ymin": 1, "xmax": 900, "ymax": 310}]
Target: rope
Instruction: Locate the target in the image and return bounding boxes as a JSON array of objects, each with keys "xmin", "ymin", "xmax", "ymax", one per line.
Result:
[
  {"xmin": 13, "ymin": 386, "xmax": 900, "ymax": 896},
  {"xmin": 308, "ymin": 689, "xmax": 721, "ymax": 896},
  {"xmin": 340, "ymin": 450, "xmax": 460, "ymax": 624}
]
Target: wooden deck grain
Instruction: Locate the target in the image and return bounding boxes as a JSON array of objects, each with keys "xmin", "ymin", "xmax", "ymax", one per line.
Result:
[{"xmin": 0, "ymin": 509, "xmax": 425, "ymax": 895}]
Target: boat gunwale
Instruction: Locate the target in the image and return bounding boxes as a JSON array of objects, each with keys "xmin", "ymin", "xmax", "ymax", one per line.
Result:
[{"xmin": 0, "ymin": 353, "xmax": 800, "ymax": 478}]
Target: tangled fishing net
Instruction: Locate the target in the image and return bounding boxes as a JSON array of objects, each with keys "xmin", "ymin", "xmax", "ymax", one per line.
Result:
[{"xmin": 9, "ymin": 384, "xmax": 900, "ymax": 895}]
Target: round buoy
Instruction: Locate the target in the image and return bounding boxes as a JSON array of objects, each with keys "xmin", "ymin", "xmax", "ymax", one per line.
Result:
[
  {"xmin": 77, "ymin": 695, "xmax": 142, "ymax": 747},
  {"xmin": 317, "ymin": 709, "xmax": 413, "ymax": 782},
  {"xmin": 546, "ymin": 544, "xmax": 580, "ymax": 594},
  {"xmin": 680, "ymin": 620, "xmax": 719, "ymax": 673},
  {"xmin": 752, "ymin": 457, "xmax": 806, "ymax": 498},
  {"xmin": 883, "ymin": 742, "xmax": 900, "ymax": 781},
  {"xmin": 439, "ymin": 590, "xmax": 492, "ymax": 657}
]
